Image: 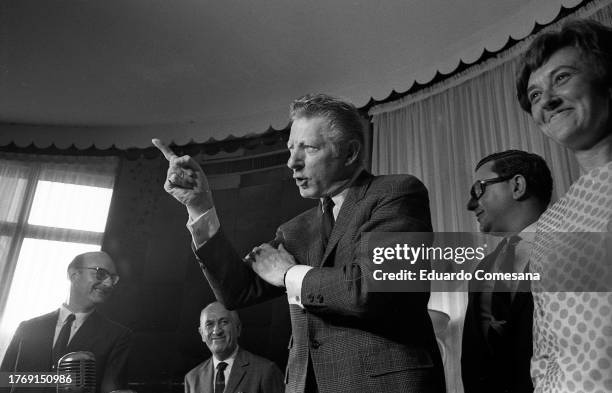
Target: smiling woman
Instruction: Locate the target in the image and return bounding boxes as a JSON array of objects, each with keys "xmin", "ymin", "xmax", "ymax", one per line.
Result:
[
  {"xmin": 516, "ymin": 19, "xmax": 612, "ymax": 393},
  {"xmin": 524, "ymin": 46, "xmax": 612, "ymax": 153}
]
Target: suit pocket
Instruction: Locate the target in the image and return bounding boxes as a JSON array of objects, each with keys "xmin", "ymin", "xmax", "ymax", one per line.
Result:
[{"xmin": 362, "ymin": 345, "xmax": 434, "ymax": 377}]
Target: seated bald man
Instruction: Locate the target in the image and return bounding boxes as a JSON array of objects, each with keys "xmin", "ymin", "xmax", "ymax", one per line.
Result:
[
  {"xmin": 185, "ymin": 302, "xmax": 284, "ymax": 393},
  {"xmin": 0, "ymin": 251, "xmax": 132, "ymax": 393}
]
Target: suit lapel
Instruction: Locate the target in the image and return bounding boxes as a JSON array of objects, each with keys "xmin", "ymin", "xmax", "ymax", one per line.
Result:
[
  {"xmin": 67, "ymin": 310, "xmax": 99, "ymax": 351},
  {"xmin": 303, "ymin": 208, "xmax": 326, "ymax": 267},
  {"xmin": 320, "ymin": 172, "xmax": 372, "ymax": 267},
  {"xmin": 43, "ymin": 310, "xmax": 60, "ymax": 369},
  {"xmin": 224, "ymin": 349, "xmax": 247, "ymax": 393},
  {"xmin": 469, "ymin": 240, "xmax": 504, "ymax": 292},
  {"xmin": 510, "ymin": 263, "xmax": 533, "ymax": 313},
  {"xmin": 201, "ymin": 358, "xmax": 214, "ymax": 393}
]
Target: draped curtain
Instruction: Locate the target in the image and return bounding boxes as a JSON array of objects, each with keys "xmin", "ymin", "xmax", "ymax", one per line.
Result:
[
  {"xmin": 369, "ymin": 1, "xmax": 612, "ymax": 392},
  {"xmin": 0, "ymin": 153, "xmax": 118, "ymax": 361},
  {"xmin": 372, "ymin": 58, "xmax": 580, "ymax": 232}
]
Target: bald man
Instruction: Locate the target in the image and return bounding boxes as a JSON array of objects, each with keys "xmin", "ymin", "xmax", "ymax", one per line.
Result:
[
  {"xmin": 185, "ymin": 302, "xmax": 284, "ymax": 393},
  {"xmin": 0, "ymin": 251, "xmax": 132, "ymax": 393}
]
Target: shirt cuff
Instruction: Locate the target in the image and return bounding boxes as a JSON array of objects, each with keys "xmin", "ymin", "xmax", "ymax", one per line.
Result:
[
  {"xmin": 186, "ymin": 207, "xmax": 220, "ymax": 248},
  {"xmin": 285, "ymin": 265, "xmax": 313, "ymax": 308}
]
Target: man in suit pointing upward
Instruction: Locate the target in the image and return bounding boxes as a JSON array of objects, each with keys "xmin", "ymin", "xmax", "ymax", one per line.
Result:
[{"xmin": 154, "ymin": 93, "xmax": 445, "ymax": 393}]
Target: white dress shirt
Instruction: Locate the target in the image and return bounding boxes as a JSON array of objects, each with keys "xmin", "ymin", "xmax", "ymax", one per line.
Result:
[
  {"xmin": 212, "ymin": 346, "xmax": 239, "ymax": 387},
  {"xmin": 53, "ymin": 304, "xmax": 93, "ymax": 345}
]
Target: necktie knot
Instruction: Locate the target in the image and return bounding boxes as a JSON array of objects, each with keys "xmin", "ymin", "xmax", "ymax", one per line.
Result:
[
  {"xmin": 65, "ymin": 314, "xmax": 76, "ymax": 324},
  {"xmin": 508, "ymin": 235, "xmax": 521, "ymax": 247},
  {"xmin": 322, "ymin": 197, "xmax": 334, "ymax": 215},
  {"xmin": 217, "ymin": 361, "xmax": 228, "ymax": 371}
]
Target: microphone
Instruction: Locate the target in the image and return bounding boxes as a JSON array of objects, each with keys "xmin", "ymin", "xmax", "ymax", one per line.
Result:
[{"xmin": 56, "ymin": 351, "xmax": 96, "ymax": 393}]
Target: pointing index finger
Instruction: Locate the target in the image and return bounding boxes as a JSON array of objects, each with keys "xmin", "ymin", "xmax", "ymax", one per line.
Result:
[{"xmin": 152, "ymin": 138, "xmax": 178, "ymax": 161}]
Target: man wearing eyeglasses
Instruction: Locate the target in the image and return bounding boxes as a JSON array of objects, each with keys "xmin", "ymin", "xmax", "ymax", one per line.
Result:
[
  {"xmin": 0, "ymin": 251, "xmax": 132, "ymax": 393},
  {"xmin": 461, "ymin": 150, "xmax": 552, "ymax": 393}
]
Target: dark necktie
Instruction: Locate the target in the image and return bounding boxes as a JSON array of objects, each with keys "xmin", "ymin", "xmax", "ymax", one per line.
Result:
[
  {"xmin": 479, "ymin": 238, "xmax": 507, "ymax": 337},
  {"xmin": 499, "ymin": 236, "xmax": 521, "ymax": 276},
  {"xmin": 495, "ymin": 235, "xmax": 522, "ymax": 301},
  {"xmin": 320, "ymin": 197, "xmax": 335, "ymax": 250},
  {"xmin": 52, "ymin": 313, "xmax": 75, "ymax": 367},
  {"xmin": 215, "ymin": 361, "xmax": 228, "ymax": 393}
]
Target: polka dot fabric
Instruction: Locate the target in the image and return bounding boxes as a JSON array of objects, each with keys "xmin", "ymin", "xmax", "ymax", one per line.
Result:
[{"xmin": 530, "ymin": 161, "xmax": 612, "ymax": 393}]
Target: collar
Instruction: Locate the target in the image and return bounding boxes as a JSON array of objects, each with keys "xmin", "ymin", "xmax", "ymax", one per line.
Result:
[
  {"xmin": 321, "ymin": 167, "xmax": 365, "ymax": 218},
  {"xmin": 212, "ymin": 346, "xmax": 239, "ymax": 369},
  {"xmin": 328, "ymin": 188, "xmax": 349, "ymax": 217},
  {"xmin": 517, "ymin": 221, "xmax": 538, "ymax": 243},
  {"xmin": 59, "ymin": 303, "xmax": 94, "ymax": 326}
]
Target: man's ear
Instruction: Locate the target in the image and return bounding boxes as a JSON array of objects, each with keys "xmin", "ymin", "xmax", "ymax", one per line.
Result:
[
  {"xmin": 512, "ymin": 174, "xmax": 528, "ymax": 200},
  {"xmin": 344, "ymin": 140, "xmax": 361, "ymax": 166},
  {"xmin": 67, "ymin": 268, "xmax": 78, "ymax": 282}
]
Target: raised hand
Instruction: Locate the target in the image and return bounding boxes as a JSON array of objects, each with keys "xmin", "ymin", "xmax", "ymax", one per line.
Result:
[{"xmin": 152, "ymin": 138, "xmax": 213, "ymax": 217}]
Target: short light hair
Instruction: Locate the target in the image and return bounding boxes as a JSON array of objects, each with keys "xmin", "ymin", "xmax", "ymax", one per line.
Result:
[
  {"xmin": 200, "ymin": 302, "xmax": 241, "ymax": 326},
  {"xmin": 289, "ymin": 93, "xmax": 365, "ymax": 162}
]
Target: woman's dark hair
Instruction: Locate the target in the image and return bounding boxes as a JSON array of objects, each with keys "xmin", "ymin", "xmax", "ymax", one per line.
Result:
[{"xmin": 516, "ymin": 19, "xmax": 612, "ymax": 113}]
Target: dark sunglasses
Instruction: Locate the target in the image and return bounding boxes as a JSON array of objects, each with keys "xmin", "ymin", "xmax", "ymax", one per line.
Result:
[
  {"xmin": 470, "ymin": 174, "xmax": 515, "ymax": 200},
  {"xmin": 78, "ymin": 267, "xmax": 120, "ymax": 285}
]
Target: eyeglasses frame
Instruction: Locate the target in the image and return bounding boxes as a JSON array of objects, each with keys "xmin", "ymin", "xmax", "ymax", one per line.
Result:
[
  {"xmin": 77, "ymin": 267, "xmax": 120, "ymax": 285},
  {"xmin": 470, "ymin": 174, "xmax": 516, "ymax": 200}
]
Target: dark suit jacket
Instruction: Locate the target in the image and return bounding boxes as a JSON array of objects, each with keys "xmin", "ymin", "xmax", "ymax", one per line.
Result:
[
  {"xmin": 196, "ymin": 172, "xmax": 446, "ymax": 393},
  {"xmin": 0, "ymin": 309, "xmax": 132, "ymax": 393},
  {"xmin": 461, "ymin": 243, "xmax": 533, "ymax": 393},
  {"xmin": 184, "ymin": 348, "xmax": 284, "ymax": 393}
]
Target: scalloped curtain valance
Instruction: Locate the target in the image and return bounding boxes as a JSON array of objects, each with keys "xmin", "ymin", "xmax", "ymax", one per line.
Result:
[
  {"xmin": 0, "ymin": 0, "xmax": 590, "ymax": 150},
  {"xmin": 369, "ymin": 3, "xmax": 612, "ymax": 391}
]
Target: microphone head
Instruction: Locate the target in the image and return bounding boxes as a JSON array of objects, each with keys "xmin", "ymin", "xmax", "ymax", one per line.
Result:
[{"xmin": 57, "ymin": 351, "xmax": 96, "ymax": 393}]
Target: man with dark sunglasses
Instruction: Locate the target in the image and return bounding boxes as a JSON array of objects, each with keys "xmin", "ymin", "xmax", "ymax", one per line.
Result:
[
  {"xmin": 1, "ymin": 251, "xmax": 132, "ymax": 393},
  {"xmin": 461, "ymin": 149, "xmax": 552, "ymax": 393}
]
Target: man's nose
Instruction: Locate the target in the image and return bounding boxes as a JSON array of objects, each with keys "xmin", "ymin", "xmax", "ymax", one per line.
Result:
[
  {"xmin": 287, "ymin": 150, "xmax": 303, "ymax": 170},
  {"xmin": 98, "ymin": 277, "xmax": 114, "ymax": 287},
  {"xmin": 466, "ymin": 196, "xmax": 478, "ymax": 211}
]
